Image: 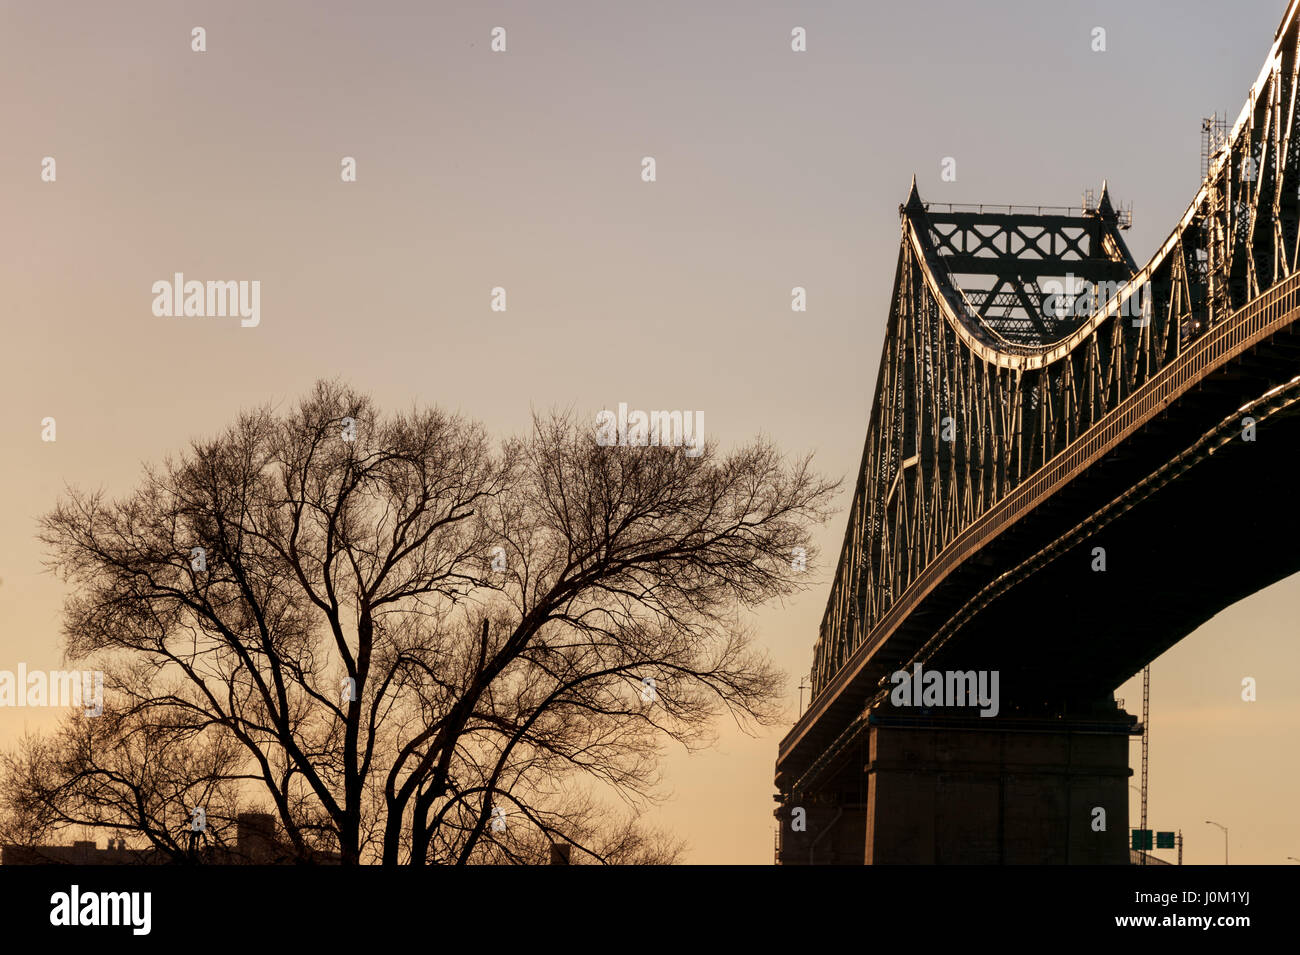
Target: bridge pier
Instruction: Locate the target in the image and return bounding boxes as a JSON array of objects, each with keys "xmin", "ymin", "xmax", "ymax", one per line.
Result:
[
  {"xmin": 777, "ymin": 704, "xmax": 1137, "ymax": 865},
  {"xmin": 862, "ymin": 707, "xmax": 1136, "ymax": 864},
  {"xmin": 775, "ymin": 801, "xmax": 868, "ymax": 865}
]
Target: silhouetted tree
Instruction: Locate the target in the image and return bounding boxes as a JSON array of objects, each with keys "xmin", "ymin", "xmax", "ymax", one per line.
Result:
[{"xmin": 9, "ymin": 380, "xmax": 837, "ymax": 864}]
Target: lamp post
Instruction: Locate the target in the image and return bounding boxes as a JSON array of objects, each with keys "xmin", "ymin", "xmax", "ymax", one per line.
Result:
[{"xmin": 1205, "ymin": 820, "xmax": 1228, "ymax": 865}]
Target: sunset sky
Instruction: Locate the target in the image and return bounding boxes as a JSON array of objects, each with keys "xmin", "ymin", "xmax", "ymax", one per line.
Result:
[{"xmin": 1, "ymin": 0, "xmax": 1296, "ymax": 863}]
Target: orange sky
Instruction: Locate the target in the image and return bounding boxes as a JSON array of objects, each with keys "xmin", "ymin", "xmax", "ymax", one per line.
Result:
[{"xmin": 0, "ymin": 0, "xmax": 1296, "ymax": 864}]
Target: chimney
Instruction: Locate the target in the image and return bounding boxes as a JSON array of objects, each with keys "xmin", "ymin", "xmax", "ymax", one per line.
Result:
[{"xmin": 237, "ymin": 812, "xmax": 277, "ymax": 863}]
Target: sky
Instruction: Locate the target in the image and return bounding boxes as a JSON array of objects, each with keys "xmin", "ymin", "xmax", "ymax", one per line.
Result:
[{"xmin": 0, "ymin": 0, "xmax": 1296, "ymax": 864}]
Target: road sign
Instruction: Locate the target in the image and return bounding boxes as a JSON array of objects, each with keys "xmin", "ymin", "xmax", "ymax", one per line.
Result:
[{"xmin": 1131, "ymin": 829, "xmax": 1153, "ymax": 850}]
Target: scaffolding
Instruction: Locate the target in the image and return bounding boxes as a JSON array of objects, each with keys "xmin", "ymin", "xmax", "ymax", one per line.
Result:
[
  {"xmin": 1139, "ymin": 665, "xmax": 1150, "ymax": 865},
  {"xmin": 1202, "ymin": 114, "xmax": 1231, "ymax": 181},
  {"xmin": 1081, "ymin": 188, "xmax": 1133, "ymax": 229}
]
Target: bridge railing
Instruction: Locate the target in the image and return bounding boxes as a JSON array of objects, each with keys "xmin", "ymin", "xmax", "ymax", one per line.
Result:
[
  {"xmin": 923, "ymin": 202, "xmax": 1088, "ymax": 217},
  {"xmin": 1001, "ymin": 273, "xmax": 1299, "ymax": 528}
]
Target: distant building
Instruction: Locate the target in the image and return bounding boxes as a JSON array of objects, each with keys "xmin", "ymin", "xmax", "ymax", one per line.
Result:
[
  {"xmin": 1, "ymin": 812, "xmax": 341, "ymax": 865},
  {"xmin": 1, "ymin": 838, "xmax": 142, "ymax": 866}
]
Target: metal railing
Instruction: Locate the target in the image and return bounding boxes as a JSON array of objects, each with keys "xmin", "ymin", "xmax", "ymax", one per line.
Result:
[{"xmin": 924, "ymin": 202, "xmax": 1088, "ymax": 217}]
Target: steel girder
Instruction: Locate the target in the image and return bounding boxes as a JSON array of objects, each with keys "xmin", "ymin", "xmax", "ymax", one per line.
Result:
[{"xmin": 808, "ymin": 0, "xmax": 1300, "ymax": 701}]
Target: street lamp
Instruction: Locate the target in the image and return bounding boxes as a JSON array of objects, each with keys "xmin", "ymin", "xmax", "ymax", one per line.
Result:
[{"xmin": 1205, "ymin": 820, "xmax": 1228, "ymax": 865}]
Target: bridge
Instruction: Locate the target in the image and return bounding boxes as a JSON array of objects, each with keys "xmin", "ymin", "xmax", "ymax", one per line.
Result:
[{"xmin": 775, "ymin": 0, "xmax": 1300, "ymax": 864}]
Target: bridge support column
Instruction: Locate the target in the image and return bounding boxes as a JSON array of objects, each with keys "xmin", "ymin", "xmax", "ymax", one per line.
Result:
[
  {"xmin": 864, "ymin": 708, "xmax": 1136, "ymax": 864},
  {"xmin": 774, "ymin": 800, "xmax": 868, "ymax": 865}
]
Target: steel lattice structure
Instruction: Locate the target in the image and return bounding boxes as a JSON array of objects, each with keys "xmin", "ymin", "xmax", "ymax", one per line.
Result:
[{"xmin": 805, "ymin": 1, "xmax": 1300, "ymax": 708}]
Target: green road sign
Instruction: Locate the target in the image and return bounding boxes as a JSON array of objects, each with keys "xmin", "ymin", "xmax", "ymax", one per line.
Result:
[
  {"xmin": 1131, "ymin": 829, "xmax": 1153, "ymax": 850},
  {"xmin": 1156, "ymin": 831, "xmax": 1176, "ymax": 849}
]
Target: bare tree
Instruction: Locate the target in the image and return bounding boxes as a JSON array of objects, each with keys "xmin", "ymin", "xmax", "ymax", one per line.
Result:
[
  {"xmin": 12, "ymin": 380, "xmax": 838, "ymax": 864},
  {"xmin": 0, "ymin": 712, "xmax": 250, "ymax": 863}
]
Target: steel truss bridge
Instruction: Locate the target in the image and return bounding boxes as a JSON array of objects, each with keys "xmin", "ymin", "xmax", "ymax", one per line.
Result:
[{"xmin": 776, "ymin": 1, "xmax": 1300, "ymax": 863}]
